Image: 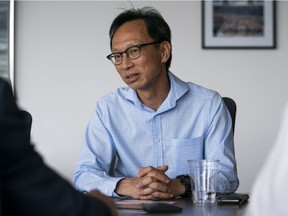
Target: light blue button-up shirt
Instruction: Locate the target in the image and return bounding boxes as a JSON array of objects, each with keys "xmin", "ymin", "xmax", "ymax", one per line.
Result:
[{"xmin": 73, "ymin": 71, "xmax": 239, "ymax": 196}]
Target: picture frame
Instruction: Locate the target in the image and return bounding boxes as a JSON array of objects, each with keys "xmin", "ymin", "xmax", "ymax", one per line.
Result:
[
  {"xmin": 0, "ymin": 0, "xmax": 14, "ymax": 89},
  {"xmin": 202, "ymin": 0, "xmax": 276, "ymax": 49}
]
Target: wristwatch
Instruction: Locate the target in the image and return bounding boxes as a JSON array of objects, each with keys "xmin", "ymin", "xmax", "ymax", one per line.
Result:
[{"xmin": 176, "ymin": 174, "xmax": 192, "ymax": 198}]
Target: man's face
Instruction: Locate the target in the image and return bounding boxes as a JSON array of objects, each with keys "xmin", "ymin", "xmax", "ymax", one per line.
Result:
[{"xmin": 111, "ymin": 19, "xmax": 167, "ymax": 91}]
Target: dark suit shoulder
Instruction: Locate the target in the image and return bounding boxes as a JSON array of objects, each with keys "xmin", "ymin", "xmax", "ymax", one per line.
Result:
[{"xmin": 0, "ymin": 78, "xmax": 17, "ymax": 114}]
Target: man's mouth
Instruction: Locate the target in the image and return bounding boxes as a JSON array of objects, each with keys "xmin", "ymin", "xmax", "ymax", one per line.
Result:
[{"xmin": 126, "ymin": 73, "xmax": 140, "ymax": 83}]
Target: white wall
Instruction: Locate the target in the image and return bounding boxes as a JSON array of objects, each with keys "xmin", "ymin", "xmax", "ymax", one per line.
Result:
[{"xmin": 15, "ymin": 1, "xmax": 288, "ymax": 193}]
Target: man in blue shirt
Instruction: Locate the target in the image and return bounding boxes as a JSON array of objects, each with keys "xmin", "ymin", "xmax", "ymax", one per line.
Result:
[{"xmin": 74, "ymin": 6, "xmax": 239, "ymax": 200}]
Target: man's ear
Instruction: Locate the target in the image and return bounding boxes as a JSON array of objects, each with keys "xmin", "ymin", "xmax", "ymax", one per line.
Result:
[{"xmin": 160, "ymin": 41, "xmax": 171, "ymax": 64}]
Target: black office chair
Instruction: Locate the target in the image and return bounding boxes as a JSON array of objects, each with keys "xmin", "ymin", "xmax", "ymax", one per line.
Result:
[
  {"xmin": 21, "ymin": 110, "xmax": 33, "ymax": 138},
  {"xmin": 222, "ymin": 97, "xmax": 237, "ymax": 134}
]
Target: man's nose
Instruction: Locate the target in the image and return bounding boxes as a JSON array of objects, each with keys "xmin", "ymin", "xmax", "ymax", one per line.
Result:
[{"xmin": 121, "ymin": 54, "xmax": 133, "ymax": 68}]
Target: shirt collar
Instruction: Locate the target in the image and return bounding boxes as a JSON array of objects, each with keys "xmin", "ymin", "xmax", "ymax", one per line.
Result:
[{"xmin": 125, "ymin": 71, "xmax": 190, "ymax": 112}]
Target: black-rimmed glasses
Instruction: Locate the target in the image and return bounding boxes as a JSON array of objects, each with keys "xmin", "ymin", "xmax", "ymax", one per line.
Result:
[{"xmin": 106, "ymin": 41, "xmax": 162, "ymax": 65}]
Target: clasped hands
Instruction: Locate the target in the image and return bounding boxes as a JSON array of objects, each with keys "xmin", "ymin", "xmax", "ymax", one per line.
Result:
[{"xmin": 115, "ymin": 165, "xmax": 185, "ymax": 200}]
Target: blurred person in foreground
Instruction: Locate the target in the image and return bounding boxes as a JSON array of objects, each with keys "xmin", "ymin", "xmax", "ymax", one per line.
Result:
[
  {"xmin": 74, "ymin": 6, "xmax": 239, "ymax": 200},
  {"xmin": 0, "ymin": 78, "xmax": 116, "ymax": 216},
  {"xmin": 245, "ymin": 102, "xmax": 288, "ymax": 216}
]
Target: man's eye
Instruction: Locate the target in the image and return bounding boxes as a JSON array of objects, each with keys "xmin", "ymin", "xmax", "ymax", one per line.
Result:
[
  {"xmin": 113, "ymin": 54, "xmax": 121, "ymax": 60},
  {"xmin": 129, "ymin": 48, "xmax": 139, "ymax": 55}
]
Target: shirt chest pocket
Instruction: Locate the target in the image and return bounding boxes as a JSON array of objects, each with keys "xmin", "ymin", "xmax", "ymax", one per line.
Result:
[{"xmin": 164, "ymin": 136, "xmax": 204, "ymax": 175}]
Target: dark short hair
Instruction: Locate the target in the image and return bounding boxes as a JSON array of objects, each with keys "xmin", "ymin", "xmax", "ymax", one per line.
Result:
[{"xmin": 109, "ymin": 6, "xmax": 172, "ymax": 70}]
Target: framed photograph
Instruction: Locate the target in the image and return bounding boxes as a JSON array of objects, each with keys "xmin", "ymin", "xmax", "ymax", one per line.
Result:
[
  {"xmin": 202, "ymin": 0, "xmax": 276, "ymax": 49},
  {"xmin": 0, "ymin": 0, "xmax": 14, "ymax": 89}
]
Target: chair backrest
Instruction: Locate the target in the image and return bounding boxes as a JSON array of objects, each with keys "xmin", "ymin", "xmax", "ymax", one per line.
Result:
[
  {"xmin": 222, "ymin": 97, "xmax": 237, "ymax": 134},
  {"xmin": 22, "ymin": 110, "xmax": 33, "ymax": 138}
]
